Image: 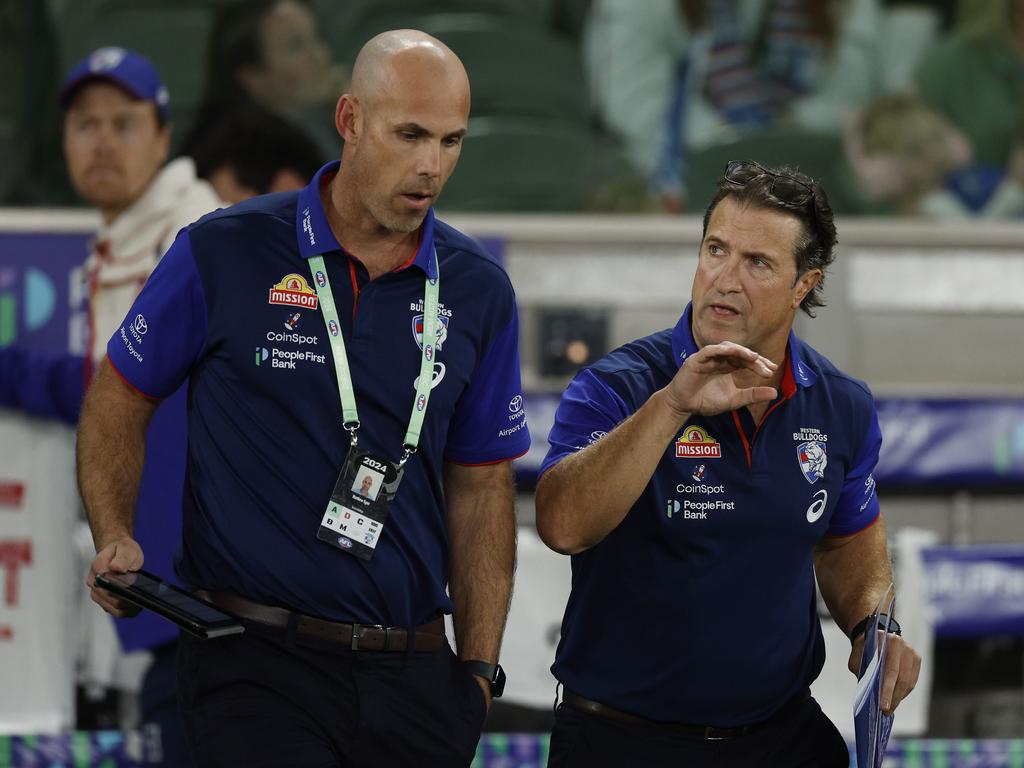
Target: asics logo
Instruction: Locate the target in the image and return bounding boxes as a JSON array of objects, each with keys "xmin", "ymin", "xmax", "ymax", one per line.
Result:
[{"xmin": 806, "ymin": 489, "xmax": 828, "ymax": 523}]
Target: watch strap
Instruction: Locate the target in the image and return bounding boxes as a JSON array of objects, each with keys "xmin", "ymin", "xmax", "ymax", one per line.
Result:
[
  {"xmin": 462, "ymin": 659, "xmax": 505, "ymax": 698},
  {"xmin": 849, "ymin": 612, "xmax": 901, "ymax": 643}
]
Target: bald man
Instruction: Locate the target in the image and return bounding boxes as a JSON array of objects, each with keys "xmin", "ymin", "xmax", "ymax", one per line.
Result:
[{"xmin": 78, "ymin": 30, "xmax": 529, "ymax": 767}]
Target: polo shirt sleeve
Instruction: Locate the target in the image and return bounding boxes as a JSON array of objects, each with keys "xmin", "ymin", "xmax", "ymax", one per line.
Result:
[
  {"xmin": 825, "ymin": 404, "xmax": 882, "ymax": 537},
  {"xmin": 106, "ymin": 231, "xmax": 208, "ymax": 399},
  {"xmin": 444, "ymin": 306, "xmax": 530, "ymax": 464},
  {"xmin": 539, "ymin": 368, "xmax": 632, "ymax": 478}
]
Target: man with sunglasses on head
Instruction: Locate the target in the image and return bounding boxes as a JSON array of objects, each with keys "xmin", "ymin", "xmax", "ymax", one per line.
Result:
[{"xmin": 536, "ymin": 161, "xmax": 921, "ymax": 767}]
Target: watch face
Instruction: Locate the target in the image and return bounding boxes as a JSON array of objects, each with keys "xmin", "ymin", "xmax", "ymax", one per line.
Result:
[{"xmin": 492, "ymin": 664, "xmax": 506, "ymax": 698}]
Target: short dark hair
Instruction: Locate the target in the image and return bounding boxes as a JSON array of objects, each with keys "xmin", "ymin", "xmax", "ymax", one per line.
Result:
[
  {"xmin": 701, "ymin": 162, "xmax": 837, "ymax": 317},
  {"xmin": 189, "ymin": 105, "xmax": 324, "ymax": 193}
]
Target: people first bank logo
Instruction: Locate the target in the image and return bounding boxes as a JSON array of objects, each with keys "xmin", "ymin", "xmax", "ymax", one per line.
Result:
[
  {"xmin": 675, "ymin": 426, "xmax": 722, "ymax": 459},
  {"xmin": 269, "ymin": 274, "xmax": 318, "ymax": 310}
]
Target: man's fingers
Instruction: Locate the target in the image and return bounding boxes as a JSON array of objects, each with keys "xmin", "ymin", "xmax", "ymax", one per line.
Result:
[
  {"xmin": 849, "ymin": 634, "xmax": 921, "ymax": 714},
  {"xmin": 847, "ymin": 640, "xmax": 862, "ymax": 676},
  {"xmin": 886, "ymin": 642, "xmax": 921, "ymax": 714},
  {"xmin": 879, "ymin": 635, "xmax": 923, "ymax": 714},
  {"xmin": 85, "ymin": 538, "xmax": 144, "ymax": 619},
  {"xmin": 93, "ymin": 539, "xmax": 144, "ymax": 577},
  {"xmin": 89, "ymin": 584, "xmax": 140, "ymax": 618},
  {"xmin": 108, "ymin": 546, "xmax": 142, "ymax": 573},
  {"xmin": 739, "ymin": 386, "xmax": 778, "ymax": 406},
  {"xmin": 879, "ymin": 632, "xmax": 901, "ymax": 713},
  {"xmin": 693, "ymin": 343, "xmax": 777, "ymax": 377}
]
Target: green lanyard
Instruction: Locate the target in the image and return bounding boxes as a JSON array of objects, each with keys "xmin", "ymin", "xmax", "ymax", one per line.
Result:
[{"xmin": 307, "ymin": 250, "xmax": 440, "ymax": 465}]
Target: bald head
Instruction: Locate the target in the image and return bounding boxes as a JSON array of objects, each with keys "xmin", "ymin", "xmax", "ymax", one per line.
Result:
[
  {"xmin": 350, "ymin": 29, "xmax": 470, "ymax": 112},
  {"xmin": 331, "ymin": 29, "xmax": 471, "ymax": 236}
]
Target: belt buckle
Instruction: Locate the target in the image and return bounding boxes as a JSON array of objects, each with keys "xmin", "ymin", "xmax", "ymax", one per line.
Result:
[
  {"xmin": 703, "ymin": 724, "xmax": 743, "ymax": 741},
  {"xmin": 350, "ymin": 622, "xmax": 385, "ymax": 651}
]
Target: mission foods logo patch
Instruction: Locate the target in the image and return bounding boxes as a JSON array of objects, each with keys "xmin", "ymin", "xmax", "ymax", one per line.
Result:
[
  {"xmin": 675, "ymin": 426, "xmax": 722, "ymax": 459},
  {"xmin": 269, "ymin": 274, "xmax": 318, "ymax": 309}
]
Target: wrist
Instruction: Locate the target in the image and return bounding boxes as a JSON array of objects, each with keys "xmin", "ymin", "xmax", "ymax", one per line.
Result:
[
  {"xmin": 93, "ymin": 532, "xmax": 132, "ymax": 548},
  {"xmin": 653, "ymin": 387, "xmax": 692, "ymax": 426},
  {"xmin": 94, "ymin": 531, "xmax": 134, "ymax": 552},
  {"xmin": 849, "ymin": 612, "xmax": 901, "ymax": 643},
  {"xmin": 462, "ymin": 659, "xmax": 505, "ymax": 698}
]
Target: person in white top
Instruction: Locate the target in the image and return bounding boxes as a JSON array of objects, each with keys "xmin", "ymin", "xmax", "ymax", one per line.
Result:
[
  {"xmin": 60, "ymin": 47, "xmax": 221, "ymax": 371},
  {"xmin": 0, "ymin": 46, "xmax": 220, "ymax": 767}
]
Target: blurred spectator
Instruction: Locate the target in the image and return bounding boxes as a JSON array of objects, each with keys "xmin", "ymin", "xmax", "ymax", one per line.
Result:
[
  {"xmin": 583, "ymin": 0, "xmax": 886, "ymax": 210},
  {"xmin": 877, "ymin": 1, "xmax": 945, "ymax": 92},
  {"xmin": 845, "ymin": 92, "xmax": 1024, "ymax": 218},
  {"xmin": 188, "ymin": 105, "xmax": 325, "ymax": 204},
  {"xmin": 915, "ymin": 0, "xmax": 1024, "ymax": 169},
  {"xmin": 179, "ymin": 0, "xmax": 346, "ymax": 160},
  {"xmin": 0, "ymin": 47, "xmax": 221, "ymax": 766}
]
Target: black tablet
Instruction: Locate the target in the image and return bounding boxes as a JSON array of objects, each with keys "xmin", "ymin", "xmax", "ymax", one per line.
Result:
[{"xmin": 95, "ymin": 569, "xmax": 245, "ymax": 640}]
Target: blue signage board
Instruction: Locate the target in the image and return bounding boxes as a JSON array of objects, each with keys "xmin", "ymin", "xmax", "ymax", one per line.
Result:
[
  {"xmin": 0, "ymin": 231, "xmax": 90, "ymax": 354},
  {"xmin": 923, "ymin": 546, "xmax": 1024, "ymax": 637},
  {"xmin": 514, "ymin": 393, "xmax": 1024, "ymax": 490}
]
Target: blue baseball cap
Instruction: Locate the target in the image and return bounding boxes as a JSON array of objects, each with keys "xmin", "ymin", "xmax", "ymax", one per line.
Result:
[{"xmin": 60, "ymin": 47, "xmax": 170, "ymax": 118}]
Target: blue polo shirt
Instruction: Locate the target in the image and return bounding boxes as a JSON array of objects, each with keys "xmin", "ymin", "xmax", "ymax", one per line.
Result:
[
  {"xmin": 540, "ymin": 304, "xmax": 881, "ymax": 726},
  {"xmin": 106, "ymin": 161, "xmax": 530, "ymax": 626}
]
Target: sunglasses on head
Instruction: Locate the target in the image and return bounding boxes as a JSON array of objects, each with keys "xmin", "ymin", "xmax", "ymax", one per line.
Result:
[{"xmin": 722, "ymin": 160, "xmax": 816, "ymax": 208}]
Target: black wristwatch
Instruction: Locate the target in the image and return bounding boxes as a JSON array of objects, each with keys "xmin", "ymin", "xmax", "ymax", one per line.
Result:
[
  {"xmin": 849, "ymin": 613, "xmax": 902, "ymax": 643},
  {"xmin": 463, "ymin": 660, "xmax": 506, "ymax": 698}
]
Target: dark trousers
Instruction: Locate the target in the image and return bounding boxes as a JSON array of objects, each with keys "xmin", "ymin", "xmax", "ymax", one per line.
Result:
[
  {"xmin": 548, "ymin": 695, "xmax": 850, "ymax": 768},
  {"xmin": 138, "ymin": 641, "xmax": 193, "ymax": 767},
  {"xmin": 176, "ymin": 625, "xmax": 487, "ymax": 768}
]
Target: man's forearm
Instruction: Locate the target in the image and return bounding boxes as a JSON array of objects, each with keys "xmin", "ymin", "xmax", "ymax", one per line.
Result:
[
  {"xmin": 535, "ymin": 388, "xmax": 689, "ymax": 555},
  {"xmin": 77, "ymin": 360, "xmax": 157, "ymax": 550},
  {"xmin": 445, "ymin": 462, "xmax": 516, "ymax": 662},
  {"xmin": 814, "ymin": 516, "xmax": 894, "ymax": 636}
]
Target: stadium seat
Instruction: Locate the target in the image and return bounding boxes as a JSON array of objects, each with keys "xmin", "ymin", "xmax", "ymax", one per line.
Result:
[
  {"xmin": 325, "ymin": 11, "xmax": 590, "ymax": 125},
  {"xmin": 684, "ymin": 129, "xmax": 864, "ymax": 215},
  {"xmin": 438, "ymin": 117, "xmax": 607, "ymax": 212},
  {"xmin": 0, "ymin": 0, "xmax": 67, "ymax": 205},
  {"xmin": 57, "ymin": 0, "xmax": 219, "ymax": 138},
  {"xmin": 0, "ymin": 2, "xmax": 29, "ymax": 202},
  {"xmin": 317, "ymin": 0, "xmax": 554, "ymax": 50}
]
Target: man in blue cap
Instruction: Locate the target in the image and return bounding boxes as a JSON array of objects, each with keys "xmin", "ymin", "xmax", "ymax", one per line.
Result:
[{"xmin": 2, "ymin": 47, "xmax": 221, "ymax": 766}]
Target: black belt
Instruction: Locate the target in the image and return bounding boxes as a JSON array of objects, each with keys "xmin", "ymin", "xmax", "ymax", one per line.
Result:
[
  {"xmin": 561, "ymin": 687, "xmax": 810, "ymax": 740},
  {"xmin": 195, "ymin": 590, "xmax": 446, "ymax": 652}
]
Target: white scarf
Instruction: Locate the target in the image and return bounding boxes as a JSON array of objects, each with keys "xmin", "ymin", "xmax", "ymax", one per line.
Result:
[{"xmin": 86, "ymin": 157, "xmax": 221, "ymax": 364}]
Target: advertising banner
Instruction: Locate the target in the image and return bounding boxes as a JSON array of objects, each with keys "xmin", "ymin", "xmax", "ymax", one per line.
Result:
[{"xmin": 923, "ymin": 546, "xmax": 1024, "ymax": 637}]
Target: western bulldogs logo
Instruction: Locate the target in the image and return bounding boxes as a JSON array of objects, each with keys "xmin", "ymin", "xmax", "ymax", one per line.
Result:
[
  {"xmin": 412, "ymin": 314, "xmax": 449, "ymax": 351},
  {"xmin": 797, "ymin": 441, "xmax": 828, "ymax": 484}
]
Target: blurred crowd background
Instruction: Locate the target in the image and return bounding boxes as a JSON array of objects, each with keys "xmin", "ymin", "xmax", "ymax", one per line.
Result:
[
  {"xmin": 3, "ymin": 0, "xmax": 1023, "ymax": 220},
  {"xmin": 2, "ymin": 1, "xmax": 1024, "ymax": 765}
]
